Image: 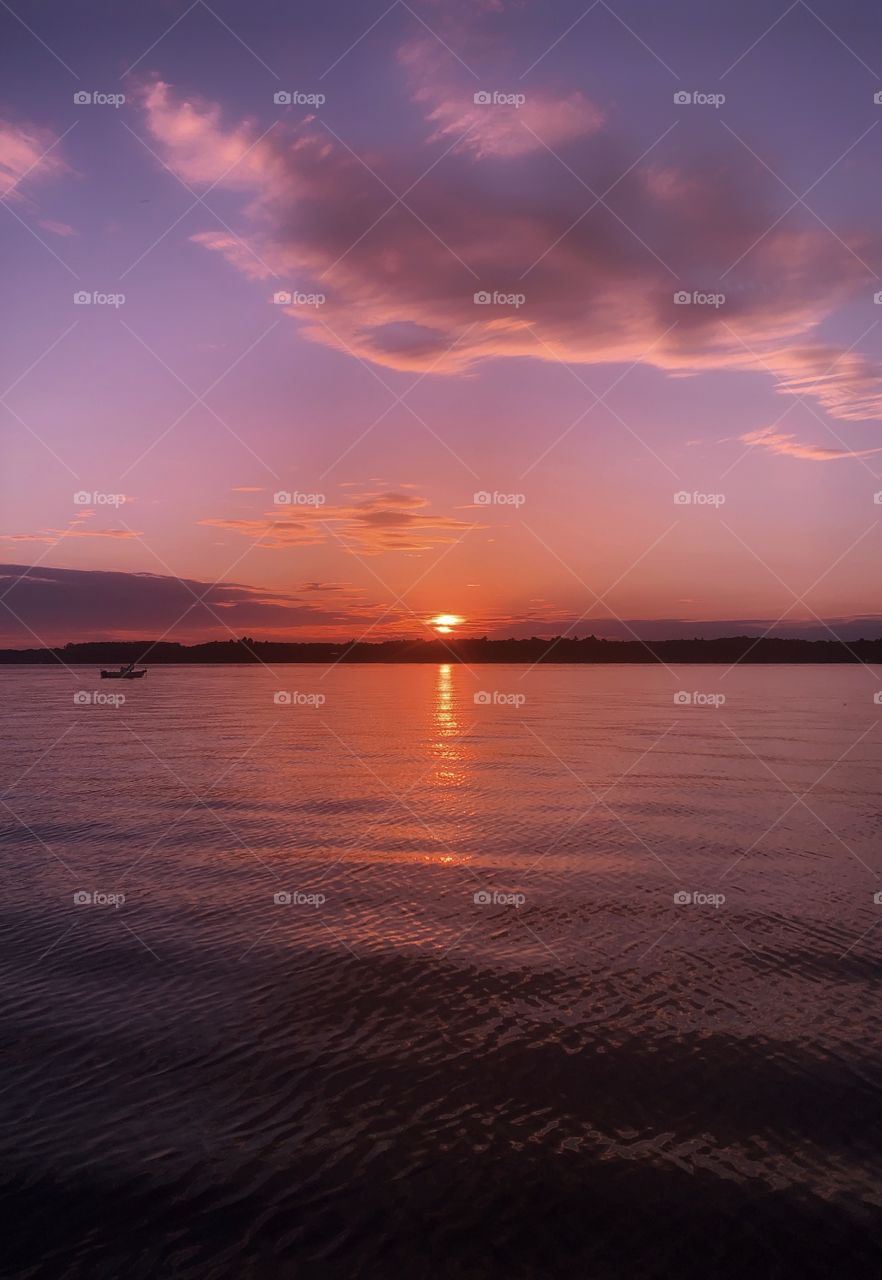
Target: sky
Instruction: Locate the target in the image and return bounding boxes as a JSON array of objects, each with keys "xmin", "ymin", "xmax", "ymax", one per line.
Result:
[{"xmin": 2, "ymin": 0, "xmax": 882, "ymax": 645}]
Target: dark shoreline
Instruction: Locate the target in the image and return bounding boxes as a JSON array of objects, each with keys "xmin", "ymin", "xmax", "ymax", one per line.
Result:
[{"xmin": 3, "ymin": 636, "xmax": 882, "ymax": 665}]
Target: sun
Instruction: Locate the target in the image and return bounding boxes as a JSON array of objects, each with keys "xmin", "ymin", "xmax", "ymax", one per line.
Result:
[{"xmin": 430, "ymin": 613, "xmax": 464, "ymax": 634}]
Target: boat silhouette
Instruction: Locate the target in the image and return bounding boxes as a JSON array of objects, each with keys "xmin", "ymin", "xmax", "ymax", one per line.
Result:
[{"xmin": 100, "ymin": 663, "xmax": 146, "ymax": 680}]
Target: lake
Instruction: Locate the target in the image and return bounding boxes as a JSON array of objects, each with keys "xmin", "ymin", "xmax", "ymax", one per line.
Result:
[{"xmin": 1, "ymin": 663, "xmax": 881, "ymax": 1277}]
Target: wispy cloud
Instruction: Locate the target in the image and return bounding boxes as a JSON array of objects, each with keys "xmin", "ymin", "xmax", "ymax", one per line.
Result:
[
  {"xmin": 200, "ymin": 488, "xmax": 480, "ymax": 554},
  {"xmin": 739, "ymin": 426, "xmax": 882, "ymax": 461},
  {"xmin": 400, "ymin": 37, "xmax": 604, "ymax": 159},
  {"xmin": 0, "ymin": 118, "xmax": 68, "ymax": 201},
  {"xmin": 37, "ymin": 217, "xmax": 76, "ymax": 237}
]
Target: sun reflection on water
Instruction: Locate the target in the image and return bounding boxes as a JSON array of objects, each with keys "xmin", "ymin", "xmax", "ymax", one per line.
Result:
[{"xmin": 432, "ymin": 663, "xmax": 466, "ymax": 789}]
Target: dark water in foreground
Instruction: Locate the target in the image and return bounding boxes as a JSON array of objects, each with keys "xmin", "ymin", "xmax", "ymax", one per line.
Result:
[{"xmin": 2, "ymin": 663, "xmax": 882, "ymax": 1278}]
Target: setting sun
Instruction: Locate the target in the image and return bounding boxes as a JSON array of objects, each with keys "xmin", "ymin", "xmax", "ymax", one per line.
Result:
[{"xmin": 430, "ymin": 614, "xmax": 464, "ymax": 634}]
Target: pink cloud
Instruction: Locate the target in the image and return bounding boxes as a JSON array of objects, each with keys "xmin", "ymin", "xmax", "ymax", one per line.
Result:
[
  {"xmin": 0, "ymin": 528, "xmax": 143, "ymax": 543},
  {"xmin": 200, "ymin": 488, "xmax": 479, "ymax": 554},
  {"xmin": 0, "ymin": 119, "xmax": 67, "ymax": 200},
  {"xmin": 765, "ymin": 346, "xmax": 882, "ymax": 422},
  {"xmin": 135, "ymin": 81, "xmax": 267, "ymax": 188},
  {"xmin": 190, "ymin": 230, "xmax": 273, "ymax": 280},
  {"xmin": 424, "ymin": 90, "xmax": 604, "ymax": 159},
  {"xmin": 37, "ymin": 217, "xmax": 76, "ymax": 237},
  {"xmin": 739, "ymin": 427, "xmax": 882, "ymax": 461},
  {"xmin": 135, "ymin": 78, "xmax": 882, "ymax": 424},
  {"xmin": 398, "ymin": 37, "xmax": 603, "ymax": 160}
]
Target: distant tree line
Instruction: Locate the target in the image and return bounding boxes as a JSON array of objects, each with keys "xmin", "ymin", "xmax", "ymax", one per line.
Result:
[{"xmin": 2, "ymin": 634, "xmax": 882, "ymax": 664}]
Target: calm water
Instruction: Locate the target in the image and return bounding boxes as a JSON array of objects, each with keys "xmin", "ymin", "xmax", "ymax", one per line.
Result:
[{"xmin": 1, "ymin": 663, "xmax": 881, "ymax": 1278}]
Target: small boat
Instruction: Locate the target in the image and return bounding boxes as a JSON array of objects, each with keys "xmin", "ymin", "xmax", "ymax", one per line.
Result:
[{"xmin": 100, "ymin": 663, "xmax": 147, "ymax": 680}]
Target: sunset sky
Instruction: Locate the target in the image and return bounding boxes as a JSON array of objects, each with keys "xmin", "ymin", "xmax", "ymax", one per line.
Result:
[{"xmin": 2, "ymin": 0, "xmax": 882, "ymax": 644}]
